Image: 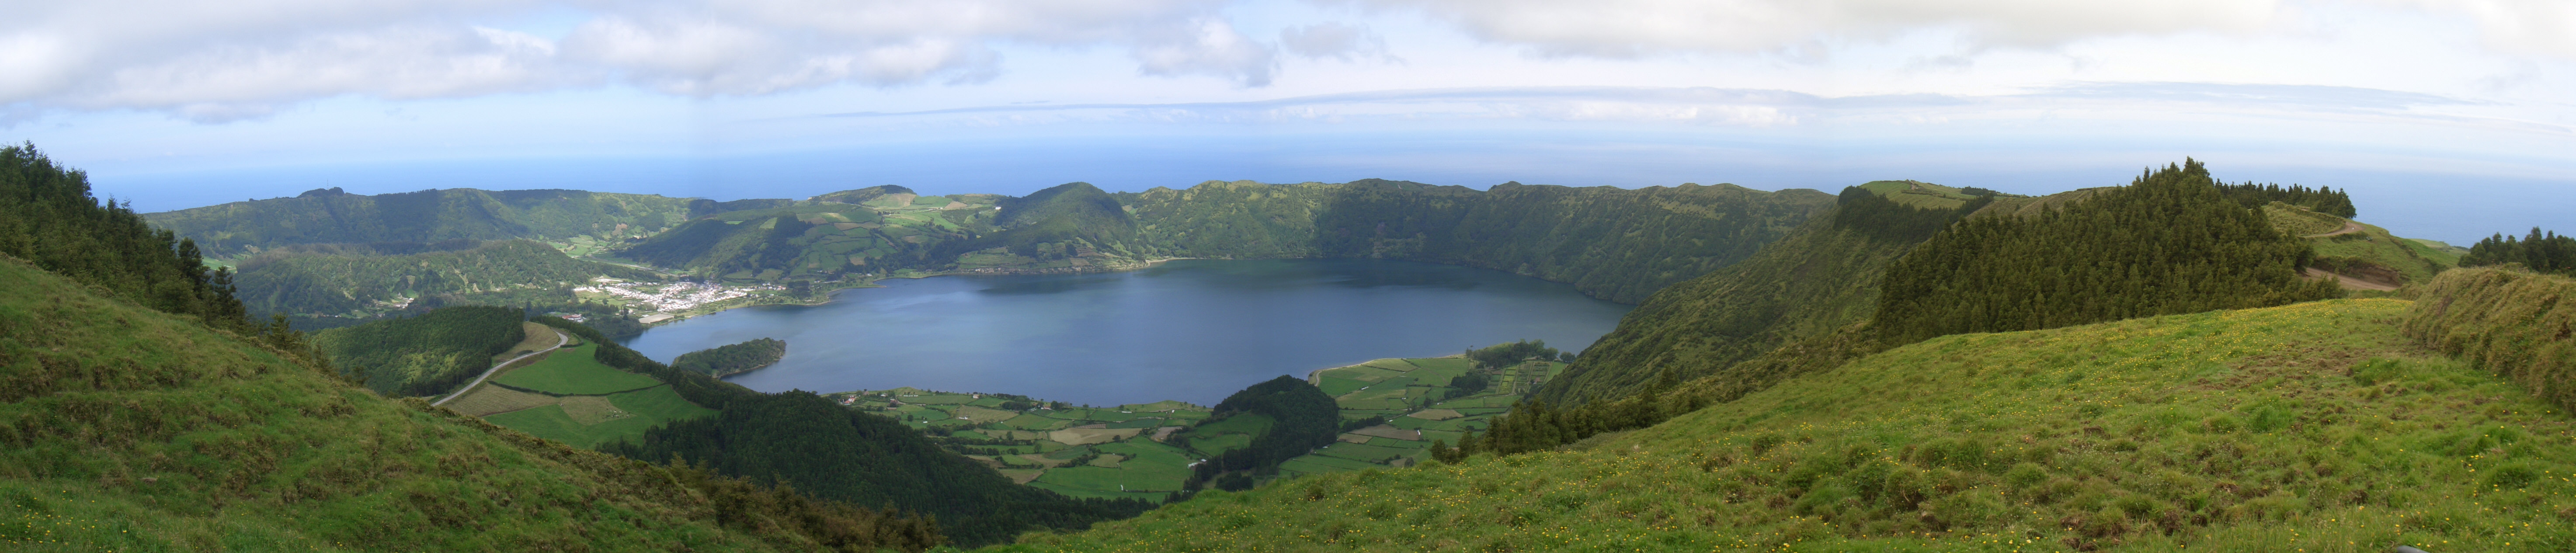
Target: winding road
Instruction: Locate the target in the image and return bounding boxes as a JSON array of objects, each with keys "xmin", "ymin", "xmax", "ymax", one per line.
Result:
[{"xmin": 431, "ymin": 327, "xmax": 568, "ymax": 407}]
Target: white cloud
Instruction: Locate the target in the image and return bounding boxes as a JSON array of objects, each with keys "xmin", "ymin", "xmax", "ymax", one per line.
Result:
[
  {"xmin": 4, "ymin": 0, "xmax": 2572, "ymax": 124},
  {"xmin": 1279, "ymin": 22, "xmax": 1392, "ymax": 62},
  {"xmin": 1133, "ymin": 18, "xmax": 1277, "ymax": 86},
  {"xmin": 0, "ymin": 0, "xmax": 1277, "ymax": 119},
  {"xmin": 1346, "ymin": 0, "xmax": 2576, "ymax": 61},
  {"xmin": 1342, "ymin": 0, "xmax": 2285, "ymax": 56}
]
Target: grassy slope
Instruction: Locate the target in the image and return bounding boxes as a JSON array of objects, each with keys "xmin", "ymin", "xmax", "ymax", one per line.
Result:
[
  {"xmin": 2263, "ymin": 202, "xmax": 2455, "ymax": 285},
  {"xmin": 492, "ymin": 343, "xmax": 663, "ymax": 394},
  {"xmin": 0, "ymin": 258, "xmax": 801, "ymax": 552},
  {"xmin": 1002, "ymin": 299, "xmax": 2576, "ymax": 552}
]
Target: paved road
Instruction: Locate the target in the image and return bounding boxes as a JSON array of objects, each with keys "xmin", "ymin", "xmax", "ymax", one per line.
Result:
[{"xmin": 431, "ymin": 327, "xmax": 568, "ymax": 407}]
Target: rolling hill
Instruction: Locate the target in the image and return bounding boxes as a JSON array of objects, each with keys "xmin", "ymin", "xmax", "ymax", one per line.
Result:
[{"xmin": 1000, "ymin": 292, "xmax": 2576, "ymax": 552}]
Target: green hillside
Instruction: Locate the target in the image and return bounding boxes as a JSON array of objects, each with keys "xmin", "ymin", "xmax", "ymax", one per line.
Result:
[
  {"xmin": 1120, "ymin": 179, "xmax": 1836, "ymax": 303},
  {"xmin": 1536, "ymin": 183, "xmax": 1983, "ymax": 404},
  {"xmin": 617, "ymin": 198, "xmax": 996, "ymax": 281},
  {"xmin": 1000, "ymin": 298, "xmax": 2576, "ymax": 552},
  {"xmin": 0, "ymin": 256, "xmax": 942, "ymax": 552},
  {"xmin": 235, "ymin": 239, "xmax": 659, "ymax": 317},
  {"xmin": 143, "ymin": 187, "xmax": 699, "ymax": 257},
  {"xmin": 312, "ymin": 305, "xmax": 526, "ymax": 396}
]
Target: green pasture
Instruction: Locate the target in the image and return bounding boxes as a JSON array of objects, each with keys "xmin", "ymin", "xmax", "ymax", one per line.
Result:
[
  {"xmin": 490, "ymin": 344, "xmax": 662, "ymax": 395},
  {"xmin": 1277, "ymin": 455, "xmax": 1383, "ymax": 476},
  {"xmin": 484, "ymin": 385, "xmax": 713, "ymax": 449},
  {"xmin": 1177, "ymin": 413, "xmax": 1271, "ymax": 455},
  {"xmin": 1313, "ymin": 441, "xmax": 1415, "ymax": 463},
  {"xmin": 1031, "ymin": 438, "xmax": 1198, "ymax": 500}
]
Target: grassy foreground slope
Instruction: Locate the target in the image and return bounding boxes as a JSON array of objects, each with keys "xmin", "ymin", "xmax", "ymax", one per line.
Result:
[
  {"xmin": 0, "ymin": 257, "xmax": 940, "ymax": 551},
  {"xmin": 1002, "ymin": 299, "xmax": 2576, "ymax": 552}
]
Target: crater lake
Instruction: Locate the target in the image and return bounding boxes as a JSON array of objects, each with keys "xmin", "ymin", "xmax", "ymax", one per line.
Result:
[{"xmin": 621, "ymin": 259, "xmax": 1635, "ymax": 407}]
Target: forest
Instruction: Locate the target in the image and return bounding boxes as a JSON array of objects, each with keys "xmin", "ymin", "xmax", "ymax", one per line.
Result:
[
  {"xmin": 1182, "ymin": 376, "xmax": 1343, "ymax": 491},
  {"xmin": 310, "ymin": 305, "xmax": 526, "ymax": 396},
  {"xmin": 1872, "ymin": 160, "xmax": 2344, "ymax": 344},
  {"xmin": 233, "ymin": 239, "xmax": 657, "ymax": 316},
  {"xmin": 2459, "ymin": 227, "xmax": 2575, "ymax": 275},
  {"xmin": 1537, "ymin": 181, "xmax": 1990, "ymax": 405},
  {"xmin": 142, "ymin": 186, "xmax": 698, "ymax": 257},
  {"xmin": 671, "ymin": 337, "xmax": 788, "ymax": 377},
  {"xmin": 2215, "ymin": 181, "xmax": 2357, "ymax": 218}
]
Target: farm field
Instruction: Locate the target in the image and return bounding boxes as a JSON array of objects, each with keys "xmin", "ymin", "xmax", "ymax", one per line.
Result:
[
  {"xmin": 491, "ymin": 343, "xmax": 663, "ymax": 395},
  {"xmin": 481, "ymin": 385, "xmax": 714, "ymax": 449}
]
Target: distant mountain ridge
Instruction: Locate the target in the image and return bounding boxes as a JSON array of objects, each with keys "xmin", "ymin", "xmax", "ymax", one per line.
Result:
[
  {"xmin": 144, "ymin": 188, "xmax": 700, "ymax": 257},
  {"xmin": 149, "ymin": 178, "xmax": 1838, "ymax": 305}
]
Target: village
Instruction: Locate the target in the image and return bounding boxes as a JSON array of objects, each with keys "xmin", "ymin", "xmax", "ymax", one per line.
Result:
[{"xmin": 572, "ymin": 278, "xmax": 781, "ymax": 322}]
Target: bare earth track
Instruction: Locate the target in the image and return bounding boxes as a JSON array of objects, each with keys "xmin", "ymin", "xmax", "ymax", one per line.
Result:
[{"xmin": 432, "ymin": 327, "xmax": 568, "ymax": 407}]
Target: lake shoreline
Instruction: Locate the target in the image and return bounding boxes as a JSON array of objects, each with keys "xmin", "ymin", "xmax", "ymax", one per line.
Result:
[
  {"xmin": 633, "ymin": 256, "xmax": 1212, "ymax": 325},
  {"xmin": 622, "ymin": 257, "xmax": 1634, "ymax": 407}
]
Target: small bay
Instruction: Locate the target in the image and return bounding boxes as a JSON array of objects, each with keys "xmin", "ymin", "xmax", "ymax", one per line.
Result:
[{"xmin": 621, "ymin": 259, "xmax": 1635, "ymax": 407}]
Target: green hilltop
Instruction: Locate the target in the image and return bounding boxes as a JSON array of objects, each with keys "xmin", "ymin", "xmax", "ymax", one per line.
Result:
[{"xmin": 1002, "ymin": 293, "xmax": 2576, "ymax": 552}]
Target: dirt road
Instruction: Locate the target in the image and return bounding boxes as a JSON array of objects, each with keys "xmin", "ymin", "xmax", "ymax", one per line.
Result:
[{"xmin": 431, "ymin": 327, "xmax": 568, "ymax": 407}]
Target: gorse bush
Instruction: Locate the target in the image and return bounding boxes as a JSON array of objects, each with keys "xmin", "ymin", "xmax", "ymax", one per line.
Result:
[{"xmin": 2403, "ymin": 267, "xmax": 2576, "ymax": 413}]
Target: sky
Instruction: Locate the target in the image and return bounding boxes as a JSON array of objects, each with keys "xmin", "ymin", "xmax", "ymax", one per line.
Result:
[{"xmin": 4, "ymin": 0, "xmax": 2571, "ymax": 244}]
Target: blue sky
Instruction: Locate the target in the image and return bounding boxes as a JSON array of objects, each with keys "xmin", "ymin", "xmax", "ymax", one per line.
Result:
[{"xmin": 5, "ymin": 0, "xmax": 2571, "ymax": 243}]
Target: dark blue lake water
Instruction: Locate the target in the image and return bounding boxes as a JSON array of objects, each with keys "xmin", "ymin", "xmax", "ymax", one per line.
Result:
[{"xmin": 621, "ymin": 259, "xmax": 1634, "ymax": 407}]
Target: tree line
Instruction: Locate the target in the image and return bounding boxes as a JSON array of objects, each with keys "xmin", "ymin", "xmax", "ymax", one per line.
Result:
[
  {"xmin": 2460, "ymin": 227, "xmax": 2575, "ymax": 276},
  {"xmin": 1182, "ymin": 376, "xmax": 1342, "ymax": 492},
  {"xmin": 2215, "ymin": 181, "xmax": 2356, "ymax": 218},
  {"xmin": 310, "ymin": 305, "xmax": 526, "ymax": 396},
  {"xmin": 672, "ymin": 337, "xmax": 789, "ymax": 377},
  {"xmin": 1443, "ymin": 160, "xmax": 2347, "ymax": 463}
]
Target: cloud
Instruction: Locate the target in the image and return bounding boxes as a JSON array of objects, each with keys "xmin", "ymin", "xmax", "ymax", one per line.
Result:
[
  {"xmin": 1341, "ymin": 0, "xmax": 2285, "ymax": 57},
  {"xmin": 1279, "ymin": 22, "xmax": 1392, "ymax": 62},
  {"xmin": 808, "ymin": 83, "xmax": 2521, "ymax": 132},
  {"xmin": 0, "ymin": 0, "xmax": 1276, "ymax": 120},
  {"xmin": 1132, "ymin": 17, "xmax": 1277, "ymax": 86},
  {"xmin": 1346, "ymin": 0, "xmax": 2576, "ymax": 61}
]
